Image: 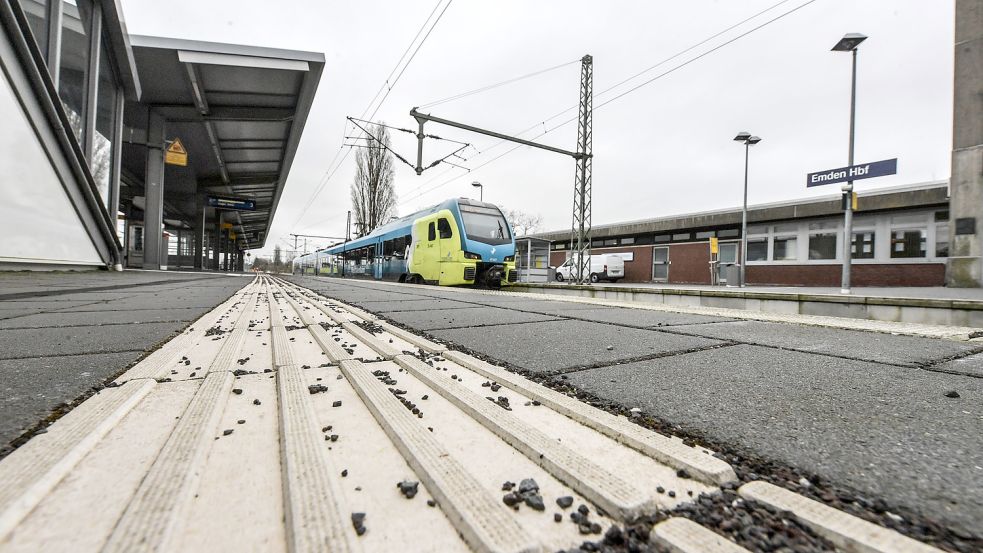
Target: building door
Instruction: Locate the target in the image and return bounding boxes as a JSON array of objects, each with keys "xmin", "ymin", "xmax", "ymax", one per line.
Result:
[
  {"xmin": 652, "ymin": 246, "xmax": 669, "ymax": 282},
  {"xmin": 718, "ymin": 242, "xmax": 738, "ymax": 283}
]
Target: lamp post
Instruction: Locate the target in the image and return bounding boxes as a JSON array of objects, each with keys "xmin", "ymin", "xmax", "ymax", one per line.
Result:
[
  {"xmin": 832, "ymin": 32, "xmax": 867, "ymax": 294},
  {"xmin": 733, "ymin": 132, "xmax": 761, "ymax": 288},
  {"xmin": 471, "ymin": 181, "xmax": 483, "ymax": 202}
]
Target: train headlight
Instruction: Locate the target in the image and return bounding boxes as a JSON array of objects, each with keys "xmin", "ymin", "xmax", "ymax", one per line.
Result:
[
  {"xmin": 464, "ymin": 251, "xmax": 482, "ymax": 260},
  {"xmin": 503, "ymin": 255, "xmax": 514, "ymax": 262}
]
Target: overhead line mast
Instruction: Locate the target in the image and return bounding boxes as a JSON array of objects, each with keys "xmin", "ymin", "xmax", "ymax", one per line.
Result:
[{"xmin": 410, "ymin": 55, "xmax": 595, "ymax": 284}]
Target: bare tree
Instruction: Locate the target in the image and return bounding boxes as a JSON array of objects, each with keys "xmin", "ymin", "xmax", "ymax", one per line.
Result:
[
  {"xmin": 351, "ymin": 123, "xmax": 397, "ymax": 236},
  {"xmin": 501, "ymin": 207, "xmax": 544, "ymax": 237}
]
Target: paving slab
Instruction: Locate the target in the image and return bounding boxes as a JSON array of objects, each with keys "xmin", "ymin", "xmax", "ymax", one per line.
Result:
[
  {"xmin": 564, "ymin": 344, "xmax": 983, "ymax": 537},
  {"xmin": 524, "ymin": 306, "xmax": 735, "ymax": 327},
  {"xmin": 0, "ymin": 351, "xmax": 143, "ymax": 449},
  {"xmin": 671, "ymin": 320, "xmax": 979, "ymax": 366},
  {"xmin": 932, "ymin": 353, "xmax": 983, "ymax": 378},
  {"xmin": 381, "ymin": 306, "xmax": 561, "ymax": 331},
  {"xmin": 358, "ymin": 298, "xmax": 479, "ymax": 312},
  {"xmin": 0, "ymin": 321, "xmax": 185, "ymax": 359},
  {"xmin": 0, "ymin": 308, "xmax": 211, "ymax": 329},
  {"xmin": 431, "ymin": 320, "xmax": 724, "ymax": 373}
]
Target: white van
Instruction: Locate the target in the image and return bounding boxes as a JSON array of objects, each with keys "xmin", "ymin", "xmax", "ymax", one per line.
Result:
[{"xmin": 553, "ymin": 254, "xmax": 625, "ymax": 283}]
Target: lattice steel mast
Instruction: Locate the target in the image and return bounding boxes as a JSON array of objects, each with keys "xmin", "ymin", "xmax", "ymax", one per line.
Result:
[{"xmin": 570, "ymin": 55, "xmax": 593, "ymax": 284}]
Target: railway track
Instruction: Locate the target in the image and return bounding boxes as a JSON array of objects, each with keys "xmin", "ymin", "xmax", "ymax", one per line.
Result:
[{"xmin": 0, "ymin": 276, "xmax": 948, "ymax": 552}]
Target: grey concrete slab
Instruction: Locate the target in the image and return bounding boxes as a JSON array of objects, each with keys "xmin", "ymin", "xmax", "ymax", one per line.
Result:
[
  {"xmin": 0, "ymin": 321, "xmax": 185, "ymax": 359},
  {"xmin": 0, "ymin": 300, "xmax": 102, "ymax": 311},
  {"xmin": 0, "ymin": 351, "xmax": 143, "ymax": 451},
  {"xmin": 0, "ymin": 307, "xmax": 211, "ymax": 329},
  {"xmin": 670, "ymin": 320, "xmax": 979, "ymax": 366},
  {"xmin": 933, "ymin": 353, "xmax": 983, "ymax": 378},
  {"xmin": 54, "ymin": 298, "xmax": 235, "ymax": 311},
  {"xmin": 360, "ymin": 298, "xmax": 478, "ymax": 312},
  {"xmin": 522, "ymin": 306, "xmax": 735, "ymax": 327},
  {"xmin": 431, "ymin": 320, "xmax": 723, "ymax": 373},
  {"xmin": 564, "ymin": 345, "xmax": 983, "ymax": 537},
  {"xmin": 381, "ymin": 306, "xmax": 561, "ymax": 331}
]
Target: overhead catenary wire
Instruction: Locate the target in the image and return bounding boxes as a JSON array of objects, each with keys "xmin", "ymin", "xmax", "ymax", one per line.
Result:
[
  {"xmin": 398, "ymin": 0, "xmax": 799, "ymax": 202},
  {"xmin": 400, "ymin": 0, "xmax": 820, "ymax": 205},
  {"xmin": 417, "ymin": 58, "xmax": 582, "ymax": 109},
  {"xmin": 303, "ymin": 0, "xmax": 819, "ymax": 230},
  {"xmin": 289, "ymin": 0, "xmax": 453, "ymax": 233}
]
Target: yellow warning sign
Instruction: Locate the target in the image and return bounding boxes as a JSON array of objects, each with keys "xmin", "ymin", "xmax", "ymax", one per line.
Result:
[
  {"xmin": 709, "ymin": 236, "xmax": 719, "ymax": 254},
  {"xmin": 164, "ymin": 138, "xmax": 188, "ymax": 166}
]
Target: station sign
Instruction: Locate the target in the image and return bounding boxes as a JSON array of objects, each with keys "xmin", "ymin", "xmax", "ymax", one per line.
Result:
[
  {"xmin": 806, "ymin": 158, "xmax": 897, "ymax": 187},
  {"xmin": 208, "ymin": 196, "xmax": 256, "ymax": 211},
  {"xmin": 164, "ymin": 138, "xmax": 188, "ymax": 166}
]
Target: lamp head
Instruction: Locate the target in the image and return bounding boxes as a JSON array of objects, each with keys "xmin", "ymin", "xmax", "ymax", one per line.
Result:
[
  {"xmin": 733, "ymin": 132, "xmax": 751, "ymax": 142},
  {"xmin": 471, "ymin": 181, "xmax": 482, "ymax": 188},
  {"xmin": 832, "ymin": 33, "xmax": 867, "ymax": 52},
  {"xmin": 747, "ymin": 136, "xmax": 762, "ymax": 145}
]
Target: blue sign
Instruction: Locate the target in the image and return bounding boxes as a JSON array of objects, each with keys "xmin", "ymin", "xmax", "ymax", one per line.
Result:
[
  {"xmin": 207, "ymin": 196, "xmax": 256, "ymax": 211},
  {"xmin": 806, "ymin": 158, "xmax": 897, "ymax": 187}
]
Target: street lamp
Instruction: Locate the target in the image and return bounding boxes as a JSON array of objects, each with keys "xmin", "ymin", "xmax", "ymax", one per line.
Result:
[
  {"xmin": 734, "ymin": 132, "xmax": 761, "ymax": 288},
  {"xmin": 832, "ymin": 32, "xmax": 867, "ymax": 295},
  {"xmin": 471, "ymin": 181, "xmax": 483, "ymax": 202}
]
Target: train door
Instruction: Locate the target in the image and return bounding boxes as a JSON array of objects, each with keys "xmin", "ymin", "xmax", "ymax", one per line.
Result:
[
  {"xmin": 374, "ymin": 239, "xmax": 384, "ymax": 280},
  {"xmin": 436, "ymin": 216, "xmax": 456, "ymax": 284},
  {"xmin": 412, "ymin": 216, "xmax": 439, "ymax": 282}
]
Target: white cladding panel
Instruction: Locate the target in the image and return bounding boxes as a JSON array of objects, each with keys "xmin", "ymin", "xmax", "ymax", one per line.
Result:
[{"xmin": 0, "ymin": 65, "xmax": 102, "ymax": 265}]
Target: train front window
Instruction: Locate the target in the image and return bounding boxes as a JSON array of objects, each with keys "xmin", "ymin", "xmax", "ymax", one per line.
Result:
[{"xmin": 460, "ymin": 205, "xmax": 511, "ymax": 245}]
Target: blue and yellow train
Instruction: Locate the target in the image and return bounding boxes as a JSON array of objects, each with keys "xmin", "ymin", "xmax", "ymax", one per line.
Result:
[{"xmin": 292, "ymin": 198, "xmax": 517, "ymax": 287}]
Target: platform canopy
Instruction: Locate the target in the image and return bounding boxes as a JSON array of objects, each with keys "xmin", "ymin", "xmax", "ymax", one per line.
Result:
[{"xmin": 122, "ymin": 35, "xmax": 324, "ymax": 250}]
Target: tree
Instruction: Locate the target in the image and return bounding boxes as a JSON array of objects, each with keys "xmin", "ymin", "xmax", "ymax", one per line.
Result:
[
  {"xmin": 273, "ymin": 245, "xmax": 282, "ymax": 268},
  {"xmin": 351, "ymin": 123, "xmax": 397, "ymax": 237},
  {"xmin": 501, "ymin": 207, "xmax": 544, "ymax": 237}
]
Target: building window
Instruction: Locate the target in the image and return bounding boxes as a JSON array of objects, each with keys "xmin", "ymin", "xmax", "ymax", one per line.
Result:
[
  {"xmin": 718, "ymin": 228, "xmax": 740, "ymax": 238},
  {"xmin": 695, "ymin": 230, "xmax": 714, "ymax": 239},
  {"xmin": 552, "ymin": 243, "xmax": 566, "ymax": 250},
  {"xmin": 891, "ymin": 230, "xmax": 926, "ymax": 258},
  {"xmin": 852, "ymin": 231, "xmax": 875, "ymax": 259},
  {"xmin": 774, "ymin": 236, "xmax": 797, "ymax": 260},
  {"xmin": 808, "ymin": 233, "xmax": 837, "ymax": 260},
  {"xmin": 934, "ymin": 210, "xmax": 949, "ymax": 222},
  {"xmin": 653, "ymin": 234, "xmax": 670, "ymax": 243},
  {"xmin": 671, "ymin": 232, "xmax": 691, "ymax": 241},
  {"xmin": 746, "ymin": 239, "xmax": 767, "ymax": 261},
  {"xmin": 58, "ymin": 0, "xmax": 93, "ymax": 144},
  {"xmin": 93, "ymin": 38, "xmax": 118, "ymax": 206},
  {"xmin": 20, "ymin": 0, "xmax": 50, "ymax": 58},
  {"xmin": 603, "ymin": 239, "xmax": 617, "ymax": 246},
  {"xmin": 620, "ymin": 237, "xmax": 635, "ymax": 245},
  {"xmin": 936, "ymin": 223, "xmax": 949, "ymax": 257},
  {"xmin": 773, "ymin": 223, "xmax": 798, "ymax": 234}
]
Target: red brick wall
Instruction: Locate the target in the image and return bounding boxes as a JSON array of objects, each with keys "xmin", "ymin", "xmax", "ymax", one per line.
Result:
[
  {"xmin": 667, "ymin": 242, "xmax": 713, "ymax": 284},
  {"xmin": 746, "ymin": 263, "xmax": 945, "ymax": 287},
  {"xmin": 550, "ymin": 247, "xmax": 945, "ymax": 287}
]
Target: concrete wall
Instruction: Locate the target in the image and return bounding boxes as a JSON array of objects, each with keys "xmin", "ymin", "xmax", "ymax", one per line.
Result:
[{"xmin": 947, "ymin": 0, "xmax": 983, "ymax": 286}]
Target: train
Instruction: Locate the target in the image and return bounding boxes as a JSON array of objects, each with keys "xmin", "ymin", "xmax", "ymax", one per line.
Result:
[{"xmin": 292, "ymin": 198, "xmax": 517, "ymax": 287}]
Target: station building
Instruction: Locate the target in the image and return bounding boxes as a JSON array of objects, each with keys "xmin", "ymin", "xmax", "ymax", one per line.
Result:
[
  {"xmin": 0, "ymin": 1, "xmax": 322, "ymax": 271},
  {"xmin": 540, "ymin": 181, "xmax": 951, "ymax": 287}
]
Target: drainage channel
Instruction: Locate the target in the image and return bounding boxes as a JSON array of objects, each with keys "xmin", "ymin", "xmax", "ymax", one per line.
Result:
[{"xmin": 0, "ymin": 275, "xmax": 947, "ymax": 553}]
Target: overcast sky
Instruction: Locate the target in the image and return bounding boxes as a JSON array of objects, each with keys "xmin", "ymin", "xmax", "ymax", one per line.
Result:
[{"xmin": 120, "ymin": 0, "xmax": 955, "ymax": 257}]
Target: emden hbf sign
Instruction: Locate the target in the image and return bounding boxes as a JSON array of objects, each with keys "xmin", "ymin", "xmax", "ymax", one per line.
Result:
[{"xmin": 806, "ymin": 158, "xmax": 897, "ymax": 187}]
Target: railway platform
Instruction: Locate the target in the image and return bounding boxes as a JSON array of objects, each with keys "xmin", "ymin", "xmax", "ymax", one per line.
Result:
[
  {"xmin": 515, "ymin": 281, "xmax": 983, "ymax": 329},
  {"xmin": 0, "ymin": 271, "xmax": 979, "ymax": 552}
]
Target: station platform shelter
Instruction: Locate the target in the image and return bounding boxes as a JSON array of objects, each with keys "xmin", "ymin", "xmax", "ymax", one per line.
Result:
[
  {"xmin": 540, "ymin": 181, "xmax": 952, "ymax": 288},
  {"xmin": 0, "ymin": 1, "xmax": 323, "ymax": 272}
]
